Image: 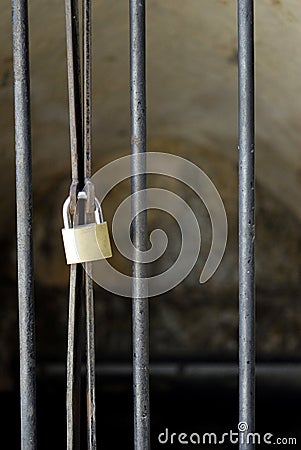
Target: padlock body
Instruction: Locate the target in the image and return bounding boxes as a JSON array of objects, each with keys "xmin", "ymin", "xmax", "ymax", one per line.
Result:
[{"xmin": 62, "ymin": 222, "xmax": 112, "ymax": 264}]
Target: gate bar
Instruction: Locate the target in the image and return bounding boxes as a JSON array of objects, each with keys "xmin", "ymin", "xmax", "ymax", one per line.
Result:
[
  {"xmin": 64, "ymin": 0, "xmax": 84, "ymax": 448},
  {"xmin": 12, "ymin": 1, "xmax": 37, "ymax": 449},
  {"xmin": 66, "ymin": 265, "xmax": 83, "ymax": 450},
  {"xmin": 129, "ymin": 0, "xmax": 150, "ymax": 449},
  {"xmin": 238, "ymin": 0, "xmax": 255, "ymax": 447},
  {"xmin": 82, "ymin": 0, "xmax": 97, "ymax": 447}
]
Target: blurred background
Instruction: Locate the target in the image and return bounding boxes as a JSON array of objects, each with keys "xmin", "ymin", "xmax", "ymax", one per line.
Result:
[{"xmin": 1, "ymin": 0, "xmax": 301, "ymax": 448}]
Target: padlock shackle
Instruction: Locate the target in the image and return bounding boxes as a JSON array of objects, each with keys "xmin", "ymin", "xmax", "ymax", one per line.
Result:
[
  {"xmin": 62, "ymin": 195, "xmax": 104, "ymax": 229},
  {"xmin": 63, "ymin": 197, "xmax": 72, "ymax": 229},
  {"xmin": 95, "ymin": 197, "xmax": 104, "ymax": 223}
]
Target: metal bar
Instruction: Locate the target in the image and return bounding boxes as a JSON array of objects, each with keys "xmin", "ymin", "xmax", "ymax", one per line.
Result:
[
  {"xmin": 129, "ymin": 1, "xmax": 150, "ymax": 449},
  {"xmin": 65, "ymin": 0, "xmax": 84, "ymax": 207},
  {"xmin": 12, "ymin": 1, "xmax": 37, "ymax": 449},
  {"xmin": 85, "ymin": 269, "xmax": 97, "ymax": 450},
  {"xmin": 238, "ymin": 0, "xmax": 255, "ymax": 448},
  {"xmin": 40, "ymin": 362, "xmax": 301, "ymax": 384},
  {"xmin": 66, "ymin": 193, "xmax": 87, "ymax": 450},
  {"xmin": 83, "ymin": 0, "xmax": 97, "ymax": 447},
  {"xmin": 64, "ymin": 1, "xmax": 84, "ymax": 449},
  {"xmin": 66, "ymin": 265, "xmax": 83, "ymax": 450},
  {"xmin": 83, "ymin": 0, "xmax": 92, "ymax": 181}
]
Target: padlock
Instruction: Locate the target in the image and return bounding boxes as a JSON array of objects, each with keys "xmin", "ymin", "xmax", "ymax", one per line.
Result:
[{"xmin": 61, "ymin": 195, "xmax": 112, "ymax": 265}]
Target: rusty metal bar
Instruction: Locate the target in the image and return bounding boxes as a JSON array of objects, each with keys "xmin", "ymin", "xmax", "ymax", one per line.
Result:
[
  {"xmin": 65, "ymin": 0, "xmax": 84, "ymax": 209},
  {"xmin": 238, "ymin": 0, "xmax": 256, "ymax": 448},
  {"xmin": 85, "ymin": 269, "xmax": 97, "ymax": 450},
  {"xmin": 66, "ymin": 265, "xmax": 83, "ymax": 450},
  {"xmin": 83, "ymin": 0, "xmax": 92, "ymax": 181},
  {"xmin": 129, "ymin": 0, "xmax": 150, "ymax": 449},
  {"xmin": 12, "ymin": 1, "xmax": 37, "ymax": 449},
  {"xmin": 82, "ymin": 0, "xmax": 97, "ymax": 447},
  {"xmin": 64, "ymin": 1, "xmax": 84, "ymax": 449}
]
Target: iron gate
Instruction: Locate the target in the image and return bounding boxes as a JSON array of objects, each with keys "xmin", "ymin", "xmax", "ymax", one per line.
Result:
[{"xmin": 12, "ymin": 0, "xmax": 255, "ymax": 449}]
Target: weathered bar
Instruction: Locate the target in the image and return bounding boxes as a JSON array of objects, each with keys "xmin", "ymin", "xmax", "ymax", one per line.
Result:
[
  {"xmin": 12, "ymin": 1, "xmax": 37, "ymax": 449},
  {"xmin": 129, "ymin": 0, "xmax": 150, "ymax": 449},
  {"xmin": 64, "ymin": 0, "xmax": 84, "ymax": 192},
  {"xmin": 85, "ymin": 270, "xmax": 97, "ymax": 450},
  {"xmin": 82, "ymin": 0, "xmax": 97, "ymax": 447},
  {"xmin": 64, "ymin": 1, "xmax": 84, "ymax": 449},
  {"xmin": 238, "ymin": 0, "xmax": 256, "ymax": 448},
  {"xmin": 83, "ymin": 0, "xmax": 92, "ymax": 181},
  {"xmin": 66, "ymin": 265, "xmax": 83, "ymax": 450}
]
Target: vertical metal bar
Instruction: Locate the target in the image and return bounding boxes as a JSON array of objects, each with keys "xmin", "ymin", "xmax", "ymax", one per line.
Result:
[
  {"xmin": 65, "ymin": 1, "xmax": 84, "ymax": 449},
  {"xmin": 12, "ymin": 1, "xmax": 37, "ymax": 449},
  {"xmin": 83, "ymin": 0, "xmax": 97, "ymax": 447},
  {"xmin": 85, "ymin": 269, "xmax": 97, "ymax": 450},
  {"xmin": 83, "ymin": 0, "xmax": 91, "ymax": 181},
  {"xmin": 238, "ymin": 0, "xmax": 255, "ymax": 448},
  {"xmin": 66, "ymin": 265, "xmax": 83, "ymax": 450},
  {"xmin": 65, "ymin": 0, "xmax": 84, "ymax": 198},
  {"xmin": 130, "ymin": 1, "xmax": 150, "ymax": 449},
  {"xmin": 66, "ymin": 199, "xmax": 86, "ymax": 450}
]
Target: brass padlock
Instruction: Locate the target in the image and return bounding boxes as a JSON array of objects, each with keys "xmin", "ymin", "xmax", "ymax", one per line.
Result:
[{"xmin": 62, "ymin": 195, "xmax": 112, "ymax": 265}]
